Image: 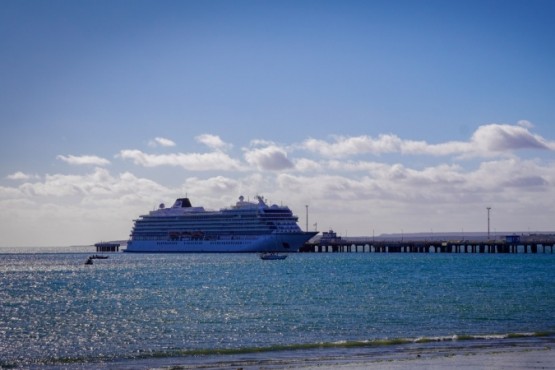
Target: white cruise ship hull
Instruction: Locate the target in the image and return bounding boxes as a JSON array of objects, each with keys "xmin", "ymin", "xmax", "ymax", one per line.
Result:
[{"xmin": 125, "ymin": 232, "xmax": 317, "ymax": 253}]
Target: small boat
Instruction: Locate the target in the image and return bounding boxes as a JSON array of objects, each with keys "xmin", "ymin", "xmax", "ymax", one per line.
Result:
[
  {"xmin": 259, "ymin": 252, "xmax": 287, "ymax": 260},
  {"xmin": 90, "ymin": 255, "xmax": 109, "ymax": 259},
  {"xmin": 84, "ymin": 258, "xmax": 93, "ymax": 265}
]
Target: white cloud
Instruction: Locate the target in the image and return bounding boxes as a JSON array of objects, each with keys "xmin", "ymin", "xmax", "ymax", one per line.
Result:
[
  {"xmin": 303, "ymin": 134, "xmax": 402, "ymax": 157},
  {"xmin": 118, "ymin": 149, "xmax": 242, "ymax": 171},
  {"xmin": 327, "ymin": 160, "xmax": 390, "ymax": 173},
  {"xmin": 195, "ymin": 134, "xmax": 232, "ymax": 151},
  {"xmin": 250, "ymin": 139, "xmax": 277, "ymax": 147},
  {"xmin": 294, "ymin": 158, "xmax": 322, "ymax": 172},
  {"xmin": 0, "ymin": 185, "xmax": 24, "ymax": 199},
  {"xmin": 517, "ymin": 120, "xmax": 533, "ymax": 129},
  {"xmin": 149, "ymin": 137, "xmax": 176, "ymax": 147},
  {"xmin": 180, "ymin": 176, "xmax": 241, "ymax": 208},
  {"xmin": 6, "ymin": 171, "xmax": 34, "ymax": 180},
  {"xmin": 57, "ymin": 154, "xmax": 111, "ymax": 166},
  {"xmin": 469, "ymin": 123, "xmax": 553, "ymax": 152},
  {"xmin": 243, "ymin": 145, "xmax": 294, "ymax": 171}
]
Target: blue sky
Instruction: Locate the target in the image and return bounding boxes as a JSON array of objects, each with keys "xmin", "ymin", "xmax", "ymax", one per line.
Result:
[{"xmin": 1, "ymin": 0, "xmax": 554, "ymax": 246}]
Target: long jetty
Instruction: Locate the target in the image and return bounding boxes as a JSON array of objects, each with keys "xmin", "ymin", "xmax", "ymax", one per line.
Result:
[{"xmin": 300, "ymin": 235, "xmax": 555, "ymax": 254}]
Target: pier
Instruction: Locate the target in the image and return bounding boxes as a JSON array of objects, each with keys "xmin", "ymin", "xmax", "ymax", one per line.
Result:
[
  {"xmin": 300, "ymin": 234, "xmax": 555, "ymax": 254},
  {"xmin": 94, "ymin": 242, "xmax": 120, "ymax": 252}
]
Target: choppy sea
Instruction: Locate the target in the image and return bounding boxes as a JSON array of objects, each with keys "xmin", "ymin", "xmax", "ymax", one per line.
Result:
[{"xmin": 1, "ymin": 247, "xmax": 554, "ymax": 369}]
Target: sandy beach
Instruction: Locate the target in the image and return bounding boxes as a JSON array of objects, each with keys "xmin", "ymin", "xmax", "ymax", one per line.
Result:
[
  {"xmin": 148, "ymin": 338, "xmax": 555, "ymax": 370},
  {"xmin": 293, "ymin": 343, "xmax": 555, "ymax": 370}
]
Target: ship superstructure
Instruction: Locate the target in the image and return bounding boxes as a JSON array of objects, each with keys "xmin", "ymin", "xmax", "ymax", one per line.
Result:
[{"xmin": 125, "ymin": 196, "xmax": 317, "ymax": 253}]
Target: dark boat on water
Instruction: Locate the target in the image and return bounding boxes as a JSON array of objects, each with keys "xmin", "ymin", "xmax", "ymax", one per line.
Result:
[{"xmin": 259, "ymin": 252, "xmax": 287, "ymax": 260}]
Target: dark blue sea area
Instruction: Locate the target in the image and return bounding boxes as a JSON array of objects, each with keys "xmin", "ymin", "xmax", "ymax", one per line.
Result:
[{"xmin": 1, "ymin": 248, "xmax": 554, "ymax": 368}]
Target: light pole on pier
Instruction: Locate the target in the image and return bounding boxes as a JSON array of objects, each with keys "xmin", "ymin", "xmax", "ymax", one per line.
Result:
[
  {"xmin": 305, "ymin": 205, "xmax": 309, "ymax": 232},
  {"xmin": 487, "ymin": 207, "xmax": 491, "ymax": 240}
]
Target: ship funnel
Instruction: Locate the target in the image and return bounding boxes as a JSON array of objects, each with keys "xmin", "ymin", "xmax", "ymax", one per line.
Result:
[{"xmin": 172, "ymin": 198, "xmax": 192, "ymax": 208}]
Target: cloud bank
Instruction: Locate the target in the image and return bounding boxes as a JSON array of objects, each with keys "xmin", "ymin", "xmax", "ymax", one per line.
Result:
[
  {"xmin": 116, "ymin": 123, "xmax": 554, "ymax": 173},
  {"xmin": 2, "ymin": 121, "xmax": 554, "ymax": 246},
  {"xmin": 302, "ymin": 123, "xmax": 555, "ymax": 158}
]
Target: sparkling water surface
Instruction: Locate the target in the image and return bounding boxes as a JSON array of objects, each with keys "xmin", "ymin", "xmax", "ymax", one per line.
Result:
[{"xmin": 1, "ymin": 250, "xmax": 554, "ymax": 367}]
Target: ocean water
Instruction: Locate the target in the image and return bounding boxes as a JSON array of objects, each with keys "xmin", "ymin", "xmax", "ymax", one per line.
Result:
[{"xmin": 1, "ymin": 249, "xmax": 554, "ymax": 368}]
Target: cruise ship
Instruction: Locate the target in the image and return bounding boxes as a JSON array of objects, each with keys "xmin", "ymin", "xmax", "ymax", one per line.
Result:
[{"xmin": 125, "ymin": 196, "xmax": 318, "ymax": 253}]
